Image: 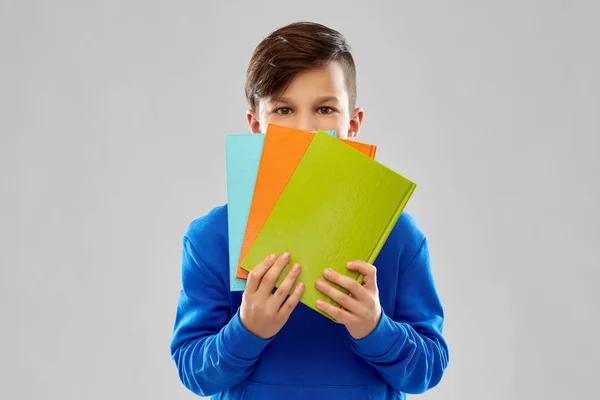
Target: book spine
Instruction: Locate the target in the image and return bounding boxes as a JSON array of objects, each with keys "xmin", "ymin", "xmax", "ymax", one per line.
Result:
[
  {"xmin": 370, "ymin": 146, "xmax": 377, "ymax": 159},
  {"xmin": 366, "ymin": 183, "xmax": 417, "ymax": 266}
]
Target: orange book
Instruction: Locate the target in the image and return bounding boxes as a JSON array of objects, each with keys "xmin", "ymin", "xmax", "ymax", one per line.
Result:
[{"xmin": 235, "ymin": 124, "xmax": 377, "ymax": 280}]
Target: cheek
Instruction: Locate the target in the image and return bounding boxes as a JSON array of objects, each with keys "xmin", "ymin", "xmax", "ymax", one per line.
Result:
[
  {"xmin": 331, "ymin": 119, "xmax": 350, "ymax": 139},
  {"xmin": 257, "ymin": 112, "xmax": 279, "ymax": 132},
  {"xmin": 315, "ymin": 115, "xmax": 348, "ymax": 138},
  {"xmin": 316, "ymin": 121, "xmax": 341, "ymax": 134},
  {"xmin": 335, "ymin": 130, "xmax": 349, "ymax": 139}
]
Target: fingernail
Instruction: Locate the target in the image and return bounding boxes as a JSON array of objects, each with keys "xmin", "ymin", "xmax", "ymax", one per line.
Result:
[
  {"xmin": 316, "ymin": 300, "xmax": 324, "ymax": 308},
  {"xmin": 282, "ymin": 252, "xmax": 290, "ymax": 259},
  {"xmin": 292, "ymin": 264, "xmax": 300, "ymax": 272},
  {"xmin": 323, "ymin": 268, "xmax": 331, "ymax": 276},
  {"xmin": 269, "ymin": 254, "xmax": 276, "ymax": 261}
]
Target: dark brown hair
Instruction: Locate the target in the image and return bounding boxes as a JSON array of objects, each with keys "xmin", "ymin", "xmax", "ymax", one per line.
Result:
[{"xmin": 245, "ymin": 21, "xmax": 357, "ymax": 114}]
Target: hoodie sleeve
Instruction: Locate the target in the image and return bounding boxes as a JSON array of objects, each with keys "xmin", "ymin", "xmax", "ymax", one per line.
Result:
[
  {"xmin": 169, "ymin": 235, "xmax": 272, "ymax": 397},
  {"xmin": 350, "ymin": 237, "xmax": 449, "ymax": 395}
]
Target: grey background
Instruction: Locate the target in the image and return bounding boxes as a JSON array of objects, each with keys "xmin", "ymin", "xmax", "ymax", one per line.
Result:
[{"xmin": 1, "ymin": 0, "xmax": 598, "ymax": 399}]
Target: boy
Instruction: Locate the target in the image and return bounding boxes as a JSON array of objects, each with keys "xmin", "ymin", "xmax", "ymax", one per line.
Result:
[{"xmin": 170, "ymin": 21, "xmax": 449, "ymax": 399}]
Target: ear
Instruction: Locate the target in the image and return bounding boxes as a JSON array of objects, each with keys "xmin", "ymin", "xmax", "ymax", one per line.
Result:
[
  {"xmin": 246, "ymin": 109, "xmax": 262, "ymax": 133},
  {"xmin": 347, "ymin": 107, "xmax": 364, "ymax": 141}
]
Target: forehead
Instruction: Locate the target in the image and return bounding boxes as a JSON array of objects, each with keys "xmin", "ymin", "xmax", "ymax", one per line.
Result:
[{"xmin": 265, "ymin": 61, "xmax": 349, "ymax": 105}]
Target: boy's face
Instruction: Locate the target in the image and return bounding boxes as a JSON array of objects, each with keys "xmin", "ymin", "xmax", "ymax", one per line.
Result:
[{"xmin": 247, "ymin": 61, "xmax": 364, "ymax": 140}]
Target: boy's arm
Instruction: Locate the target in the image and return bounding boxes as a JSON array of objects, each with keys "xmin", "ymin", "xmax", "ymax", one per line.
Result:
[
  {"xmin": 169, "ymin": 235, "xmax": 272, "ymax": 397},
  {"xmin": 350, "ymin": 237, "xmax": 449, "ymax": 395}
]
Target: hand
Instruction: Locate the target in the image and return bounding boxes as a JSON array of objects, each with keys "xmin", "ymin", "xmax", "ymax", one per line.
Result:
[
  {"xmin": 240, "ymin": 252, "xmax": 305, "ymax": 339},
  {"xmin": 315, "ymin": 260, "xmax": 382, "ymax": 339}
]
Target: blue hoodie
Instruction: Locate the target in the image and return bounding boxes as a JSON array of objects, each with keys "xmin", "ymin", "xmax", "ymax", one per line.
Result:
[{"xmin": 170, "ymin": 204, "xmax": 449, "ymax": 399}]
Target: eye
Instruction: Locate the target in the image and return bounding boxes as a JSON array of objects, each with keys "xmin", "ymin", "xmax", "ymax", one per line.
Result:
[
  {"xmin": 318, "ymin": 107, "xmax": 334, "ymax": 115},
  {"xmin": 275, "ymin": 107, "xmax": 292, "ymax": 115}
]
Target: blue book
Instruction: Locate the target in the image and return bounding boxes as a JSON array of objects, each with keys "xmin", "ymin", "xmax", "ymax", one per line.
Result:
[{"xmin": 225, "ymin": 134, "xmax": 266, "ymax": 291}]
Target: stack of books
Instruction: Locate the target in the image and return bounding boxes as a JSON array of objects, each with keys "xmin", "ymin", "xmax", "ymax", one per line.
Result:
[{"xmin": 225, "ymin": 124, "xmax": 416, "ymax": 321}]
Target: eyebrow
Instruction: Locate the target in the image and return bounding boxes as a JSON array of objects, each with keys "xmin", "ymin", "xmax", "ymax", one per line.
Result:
[{"xmin": 273, "ymin": 95, "xmax": 341, "ymax": 105}]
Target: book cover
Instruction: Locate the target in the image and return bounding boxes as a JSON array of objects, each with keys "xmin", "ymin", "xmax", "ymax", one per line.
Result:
[
  {"xmin": 239, "ymin": 131, "xmax": 416, "ymax": 321},
  {"xmin": 225, "ymin": 133, "xmax": 265, "ymax": 291},
  {"xmin": 235, "ymin": 124, "xmax": 377, "ymax": 281}
]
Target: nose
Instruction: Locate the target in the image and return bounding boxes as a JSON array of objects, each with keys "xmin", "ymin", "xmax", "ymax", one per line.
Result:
[{"xmin": 295, "ymin": 113, "xmax": 317, "ymax": 133}]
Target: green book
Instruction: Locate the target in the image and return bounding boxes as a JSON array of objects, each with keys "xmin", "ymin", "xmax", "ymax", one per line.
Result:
[{"xmin": 239, "ymin": 131, "xmax": 417, "ymax": 322}]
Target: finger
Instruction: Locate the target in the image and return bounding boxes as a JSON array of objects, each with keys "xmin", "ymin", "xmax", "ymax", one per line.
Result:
[
  {"xmin": 315, "ymin": 299, "xmax": 355, "ymax": 325},
  {"xmin": 279, "ymin": 280, "xmax": 305, "ymax": 317},
  {"xmin": 346, "ymin": 260, "xmax": 377, "ymax": 276},
  {"xmin": 346, "ymin": 261, "xmax": 378, "ymax": 290},
  {"xmin": 271, "ymin": 263, "xmax": 301, "ymax": 306},
  {"xmin": 315, "ymin": 279, "xmax": 361, "ymax": 314},
  {"xmin": 322, "ymin": 268, "xmax": 366, "ymax": 299},
  {"xmin": 245, "ymin": 254, "xmax": 276, "ymax": 293},
  {"xmin": 258, "ymin": 252, "xmax": 290, "ymax": 296}
]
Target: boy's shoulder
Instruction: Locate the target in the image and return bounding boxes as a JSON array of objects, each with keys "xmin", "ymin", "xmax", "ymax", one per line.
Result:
[
  {"xmin": 185, "ymin": 203, "xmax": 228, "ymax": 238},
  {"xmin": 183, "ymin": 203, "xmax": 229, "ymax": 268},
  {"xmin": 384, "ymin": 210, "xmax": 428, "ymax": 266},
  {"xmin": 393, "ymin": 210, "xmax": 426, "ymax": 243}
]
